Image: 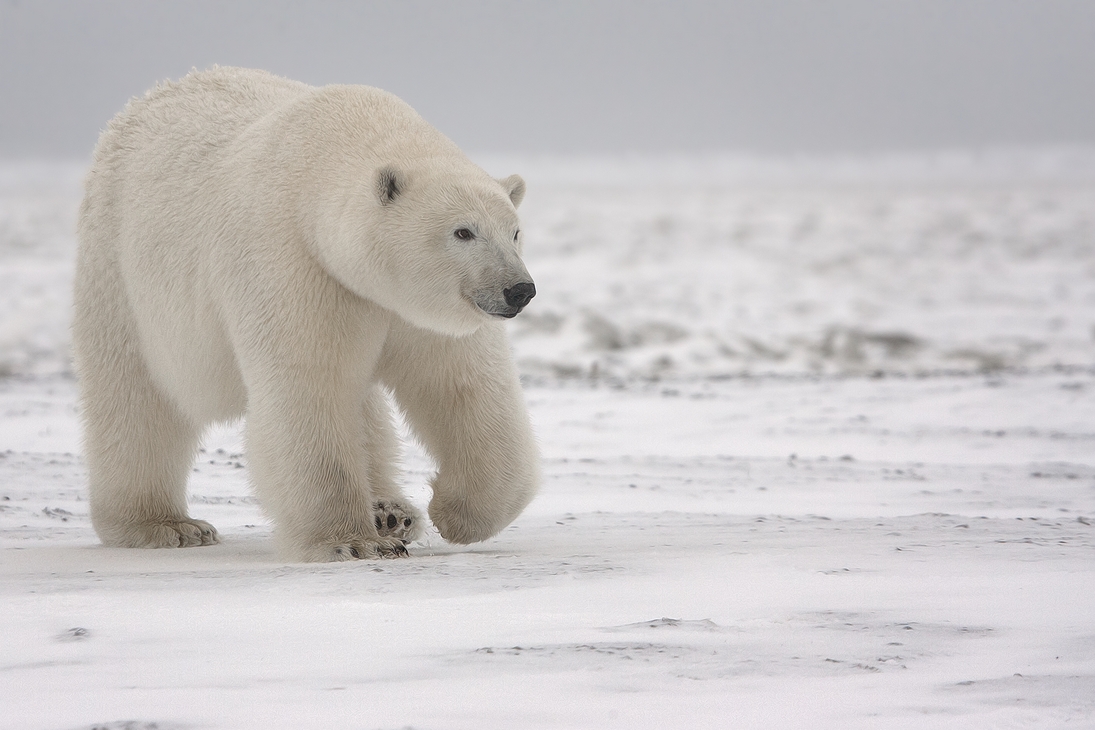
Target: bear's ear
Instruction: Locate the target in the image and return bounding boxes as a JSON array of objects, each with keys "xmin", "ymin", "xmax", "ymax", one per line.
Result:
[
  {"xmin": 498, "ymin": 174, "xmax": 526, "ymax": 208},
  {"xmin": 376, "ymin": 165, "xmax": 403, "ymax": 206}
]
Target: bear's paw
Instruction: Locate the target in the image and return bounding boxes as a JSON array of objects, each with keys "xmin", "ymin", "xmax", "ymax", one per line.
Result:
[
  {"xmin": 102, "ymin": 518, "xmax": 220, "ymax": 549},
  {"xmin": 373, "ymin": 500, "xmax": 425, "ymax": 545},
  {"xmin": 301, "ymin": 535, "xmax": 410, "ymax": 562},
  {"xmin": 332, "ymin": 537, "xmax": 409, "ymax": 561}
]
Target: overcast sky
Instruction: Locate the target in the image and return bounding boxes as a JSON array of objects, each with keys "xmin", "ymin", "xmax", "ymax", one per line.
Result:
[{"xmin": 1, "ymin": 0, "xmax": 1093, "ymax": 159}]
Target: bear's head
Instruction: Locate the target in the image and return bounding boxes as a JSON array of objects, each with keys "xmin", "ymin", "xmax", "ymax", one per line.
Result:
[{"xmin": 318, "ymin": 160, "xmax": 535, "ymax": 337}]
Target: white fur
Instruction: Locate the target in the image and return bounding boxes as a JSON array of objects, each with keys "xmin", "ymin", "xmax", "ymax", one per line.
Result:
[{"xmin": 73, "ymin": 67, "xmax": 540, "ymax": 561}]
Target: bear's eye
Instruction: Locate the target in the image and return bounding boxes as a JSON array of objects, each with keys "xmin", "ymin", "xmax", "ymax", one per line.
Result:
[
  {"xmin": 513, "ymin": 229, "xmax": 520, "ymax": 242},
  {"xmin": 454, "ymin": 228, "xmax": 475, "ymax": 241}
]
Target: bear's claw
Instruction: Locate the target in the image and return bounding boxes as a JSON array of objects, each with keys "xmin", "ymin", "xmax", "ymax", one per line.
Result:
[{"xmin": 330, "ymin": 537, "xmax": 408, "ymax": 561}]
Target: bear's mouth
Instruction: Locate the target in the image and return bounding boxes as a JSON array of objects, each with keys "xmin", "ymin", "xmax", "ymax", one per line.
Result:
[
  {"xmin": 478, "ymin": 303, "xmax": 524, "ymax": 319},
  {"xmin": 471, "ymin": 294, "xmax": 527, "ymax": 320}
]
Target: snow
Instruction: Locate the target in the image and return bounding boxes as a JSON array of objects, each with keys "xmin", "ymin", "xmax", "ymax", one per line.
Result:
[{"xmin": 2, "ymin": 151, "xmax": 1094, "ymax": 729}]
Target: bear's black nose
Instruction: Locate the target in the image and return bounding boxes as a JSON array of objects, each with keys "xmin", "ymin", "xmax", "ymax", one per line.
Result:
[{"xmin": 503, "ymin": 282, "xmax": 536, "ymax": 308}]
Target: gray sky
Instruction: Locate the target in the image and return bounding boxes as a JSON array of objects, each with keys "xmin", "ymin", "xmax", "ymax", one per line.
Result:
[{"xmin": 1, "ymin": 0, "xmax": 1093, "ymax": 159}]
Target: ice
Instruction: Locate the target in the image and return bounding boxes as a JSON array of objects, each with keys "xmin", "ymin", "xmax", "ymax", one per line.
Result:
[{"xmin": 1, "ymin": 151, "xmax": 1094, "ymax": 728}]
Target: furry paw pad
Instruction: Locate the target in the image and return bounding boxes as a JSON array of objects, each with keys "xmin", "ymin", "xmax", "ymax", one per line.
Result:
[
  {"xmin": 373, "ymin": 500, "xmax": 424, "ymax": 544},
  {"xmin": 173, "ymin": 518, "xmax": 220, "ymax": 547}
]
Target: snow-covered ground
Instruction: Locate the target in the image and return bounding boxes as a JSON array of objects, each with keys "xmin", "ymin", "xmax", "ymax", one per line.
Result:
[{"xmin": 1, "ymin": 151, "xmax": 1094, "ymax": 729}]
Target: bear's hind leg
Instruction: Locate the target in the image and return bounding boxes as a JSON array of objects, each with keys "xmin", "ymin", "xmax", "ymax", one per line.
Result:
[
  {"xmin": 362, "ymin": 385, "xmax": 424, "ymax": 545},
  {"xmin": 80, "ymin": 360, "xmax": 216, "ymax": 549}
]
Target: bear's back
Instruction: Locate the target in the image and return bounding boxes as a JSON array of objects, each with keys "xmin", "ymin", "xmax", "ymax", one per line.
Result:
[
  {"xmin": 92, "ymin": 67, "xmax": 310, "ymax": 173},
  {"xmin": 88, "ymin": 67, "xmax": 464, "ymax": 202}
]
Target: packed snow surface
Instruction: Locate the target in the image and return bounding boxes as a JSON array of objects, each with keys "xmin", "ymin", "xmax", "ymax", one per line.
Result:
[{"xmin": 1, "ymin": 151, "xmax": 1094, "ymax": 729}]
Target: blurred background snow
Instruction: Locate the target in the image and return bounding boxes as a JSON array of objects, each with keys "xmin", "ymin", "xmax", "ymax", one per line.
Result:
[{"xmin": 494, "ymin": 150, "xmax": 1095, "ymax": 380}]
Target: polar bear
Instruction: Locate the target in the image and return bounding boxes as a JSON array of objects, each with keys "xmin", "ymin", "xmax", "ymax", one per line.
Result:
[{"xmin": 73, "ymin": 67, "xmax": 540, "ymax": 561}]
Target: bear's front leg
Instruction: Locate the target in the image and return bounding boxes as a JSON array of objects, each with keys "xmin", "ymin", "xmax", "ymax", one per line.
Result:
[
  {"xmin": 247, "ymin": 397, "xmax": 410, "ymax": 561},
  {"xmin": 233, "ymin": 285, "xmax": 409, "ymax": 561},
  {"xmin": 247, "ymin": 403, "xmax": 409, "ymax": 561},
  {"xmin": 243, "ymin": 364, "xmax": 410, "ymax": 561},
  {"xmin": 379, "ymin": 320, "xmax": 540, "ymax": 544}
]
